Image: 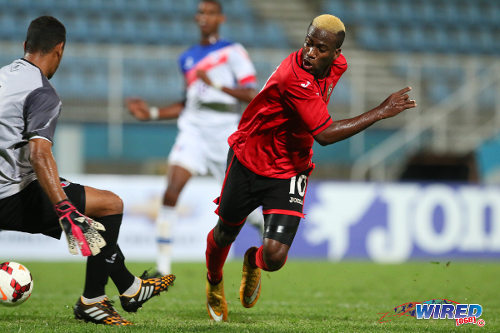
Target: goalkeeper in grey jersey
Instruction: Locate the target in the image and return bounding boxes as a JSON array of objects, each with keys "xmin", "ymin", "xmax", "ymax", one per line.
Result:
[{"xmin": 0, "ymin": 16, "xmax": 174, "ymax": 326}]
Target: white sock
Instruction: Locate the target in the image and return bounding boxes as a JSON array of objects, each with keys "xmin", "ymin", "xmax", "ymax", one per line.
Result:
[
  {"xmin": 156, "ymin": 205, "xmax": 176, "ymax": 275},
  {"xmin": 81, "ymin": 295, "xmax": 107, "ymax": 304},
  {"xmin": 121, "ymin": 276, "xmax": 142, "ymax": 297}
]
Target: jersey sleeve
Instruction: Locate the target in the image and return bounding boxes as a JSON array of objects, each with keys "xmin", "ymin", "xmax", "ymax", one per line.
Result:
[
  {"xmin": 282, "ymin": 80, "xmax": 333, "ymax": 136},
  {"xmin": 22, "ymin": 86, "xmax": 61, "ymax": 142},
  {"xmin": 228, "ymin": 43, "xmax": 257, "ymax": 88}
]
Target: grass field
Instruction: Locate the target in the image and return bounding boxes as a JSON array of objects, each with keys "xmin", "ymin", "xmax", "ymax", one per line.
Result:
[{"xmin": 0, "ymin": 260, "xmax": 498, "ymax": 332}]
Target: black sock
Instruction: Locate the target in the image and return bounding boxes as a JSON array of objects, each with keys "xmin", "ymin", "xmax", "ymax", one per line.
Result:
[
  {"xmin": 83, "ymin": 214, "xmax": 133, "ymax": 298},
  {"xmin": 110, "ymin": 246, "xmax": 135, "ymax": 294}
]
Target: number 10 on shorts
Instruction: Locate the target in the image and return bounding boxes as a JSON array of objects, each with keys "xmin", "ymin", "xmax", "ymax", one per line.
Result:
[{"xmin": 289, "ymin": 175, "xmax": 307, "ymax": 197}]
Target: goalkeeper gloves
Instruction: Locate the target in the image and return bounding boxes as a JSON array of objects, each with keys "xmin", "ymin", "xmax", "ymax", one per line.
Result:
[{"xmin": 54, "ymin": 199, "xmax": 106, "ymax": 256}]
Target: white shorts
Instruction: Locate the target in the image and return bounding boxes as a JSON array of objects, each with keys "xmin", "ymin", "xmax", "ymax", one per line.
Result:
[{"xmin": 168, "ymin": 120, "xmax": 237, "ymax": 182}]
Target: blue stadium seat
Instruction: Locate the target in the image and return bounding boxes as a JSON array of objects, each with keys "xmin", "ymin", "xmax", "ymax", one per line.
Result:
[
  {"xmin": 0, "ymin": 12, "xmax": 19, "ymax": 41},
  {"xmin": 172, "ymin": 0, "xmax": 198, "ymax": 17},
  {"xmin": 324, "ymin": 0, "xmax": 499, "ymax": 55},
  {"xmin": 474, "ymin": 29, "xmax": 495, "ymax": 54},
  {"xmin": 357, "ymin": 25, "xmax": 382, "ymax": 51}
]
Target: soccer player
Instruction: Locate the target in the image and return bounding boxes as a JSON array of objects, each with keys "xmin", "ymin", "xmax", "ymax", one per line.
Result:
[
  {"xmin": 126, "ymin": 0, "xmax": 263, "ymax": 276},
  {"xmin": 0, "ymin": 16, "xmax": 175, "ymax": 326},
  {"xmin": 204, "ymin": 14, "xmax": 417, "ymax": 321}
]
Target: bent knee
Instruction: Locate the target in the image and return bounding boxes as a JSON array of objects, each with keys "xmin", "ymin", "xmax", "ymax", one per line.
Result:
[
  {"xmin": 262, "ymin": 249, "xmax": 287, "ymax": 271},
  {"xmin": 213, "ymin": 219, "xmax": 242, "ymax": 247},
  {"xmin": 86, "ymin": 188, "xmax": 123, "ymax": 217},
  {"xmin": 106, "ymin": 191, "xmax": 124, "ymax": 215}
]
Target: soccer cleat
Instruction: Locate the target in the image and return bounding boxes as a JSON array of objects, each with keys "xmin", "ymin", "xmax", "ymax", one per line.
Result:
[
  {"xmin": 240, "ymin": 246, "xmax": 261, "ymax": 308},
  {"xmin": 119, "ymin": 274, "xmax": 175, "ymax": 312},
  {"xmin": 73, "ymin": 297, "xmax": 133, "ymax": 326},
  {"xmin": 206, "ymin": 277, "xmax": 228, "ymax": 322}
]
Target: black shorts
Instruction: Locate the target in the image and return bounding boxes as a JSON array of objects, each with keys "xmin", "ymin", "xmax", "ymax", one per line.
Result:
[
  {"xmin": 215, "ymin": 149, "xmax": 311, "ymax": 225},
  {"xmin": 0, "ymin": 179, "xmax": 85, "ymax": 239}
]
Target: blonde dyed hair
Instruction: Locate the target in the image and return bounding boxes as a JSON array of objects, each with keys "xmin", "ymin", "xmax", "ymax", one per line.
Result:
[
  {"xmin": 310, "ymin": 14, "xmax": 345, "ymax": 48},
  {"xmin": 311, "ymin": 14, "xmax": 345, "ymax": 34}
]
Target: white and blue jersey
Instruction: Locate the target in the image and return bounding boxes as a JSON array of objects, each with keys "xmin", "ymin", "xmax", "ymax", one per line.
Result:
[
  {"xmin": 168, "ymin": 39, "xmax": 257, "ymax": 180},
  {"xmin": 177, "ymin": 39, "xmax": 257, "ymax": 127}
]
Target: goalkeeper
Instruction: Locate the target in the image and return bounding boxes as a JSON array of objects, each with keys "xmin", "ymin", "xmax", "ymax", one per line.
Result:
[{"xmin": 0, "ymin": 16, "xmax": 174, "ymax": 326}]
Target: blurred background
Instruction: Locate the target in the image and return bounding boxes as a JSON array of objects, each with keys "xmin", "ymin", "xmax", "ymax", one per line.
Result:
[
  {"xmin": 0, "ymin": 0, "xmax": 498, "ymax": 182},
  {"xmin": 0, "ymin": 0, "xmax": 499, "ymax": 262}
]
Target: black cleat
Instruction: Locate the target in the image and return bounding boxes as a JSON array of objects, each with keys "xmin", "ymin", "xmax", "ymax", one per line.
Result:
[
  {"xmin": 119, "ymin": 274, "xmax": 176, "ymax": 312},
  {"xmin": 73, "ymin": 297, "xmax": 133, "ymax": 326}
]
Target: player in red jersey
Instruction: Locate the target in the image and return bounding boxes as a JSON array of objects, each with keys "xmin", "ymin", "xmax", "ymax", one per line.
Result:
[{"xmin": 205, "ymin": 14, "xmax": 417, "ymax": 321}]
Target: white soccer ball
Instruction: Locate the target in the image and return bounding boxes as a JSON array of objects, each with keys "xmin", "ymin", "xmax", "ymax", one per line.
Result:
[{"xmin": 0, "ymin": 262, "xmax": 34, "ymax": 306}]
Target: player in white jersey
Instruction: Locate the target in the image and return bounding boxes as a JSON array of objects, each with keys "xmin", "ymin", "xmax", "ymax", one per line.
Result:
[
  {"xmin": 0, "ymin": 16, "xmax": 175, "ymax": 326},
  {"xmin": 126, "ymin": 0, "xmax": 264, "ymax": 276}
]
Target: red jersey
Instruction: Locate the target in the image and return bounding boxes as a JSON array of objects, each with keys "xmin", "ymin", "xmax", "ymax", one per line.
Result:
[{"xmin": 228, "ymin": 49, "xmax": 348, "ymax": 178}]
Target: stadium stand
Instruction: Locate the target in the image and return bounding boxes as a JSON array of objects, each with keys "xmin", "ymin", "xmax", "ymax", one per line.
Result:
[
  {"xmin": 324, "ymin": 0, "xmax": 499, "ymax": 106},
  {"xmin": 0, "ymin": 0, "xmax": 290, "ymax": 102},
  {"xmin": 0, "ymin": 0, "xmax": 286, "ymax": 46}
]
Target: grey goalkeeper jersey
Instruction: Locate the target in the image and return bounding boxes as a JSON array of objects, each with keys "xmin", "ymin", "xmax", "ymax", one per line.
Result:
[{"xmin": 0, "ymin": 58, "xmax": 61, "ymax": 199}]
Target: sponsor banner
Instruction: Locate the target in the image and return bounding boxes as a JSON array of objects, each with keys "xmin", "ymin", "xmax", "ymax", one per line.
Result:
[
  {"xmin": 234, "ymin": 181, "xmax": 500, "ymax": 261},
  {"xmin": 1, "ymin": 177, "xmax": 499, "ymax": 262}
]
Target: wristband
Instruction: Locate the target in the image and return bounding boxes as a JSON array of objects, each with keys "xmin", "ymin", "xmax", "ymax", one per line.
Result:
[
  {"xmin": 211, "ymin": 82, "xmax": 223, "ymax": 91},
  {"xmin": 149, "ymin": 106, "xmax": 160, "ymax": 120},
  {"xmin": 54, "ymin": 199, "xmax": 75, "ymax": 217}
]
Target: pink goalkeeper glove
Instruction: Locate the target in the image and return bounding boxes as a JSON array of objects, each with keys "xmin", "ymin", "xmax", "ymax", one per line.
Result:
[{"xmin": 54, "ymin": 199, "xmax": 106, "ymax": 256}]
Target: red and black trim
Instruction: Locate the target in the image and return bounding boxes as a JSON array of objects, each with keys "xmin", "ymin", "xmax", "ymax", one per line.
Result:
[
  {"xmin": 310, "ymin": 115, "xmax": 332, "ymax": 135},
  {"xmin": 262, "ymin": 209, "xmax": 305, "ymax": 219}
]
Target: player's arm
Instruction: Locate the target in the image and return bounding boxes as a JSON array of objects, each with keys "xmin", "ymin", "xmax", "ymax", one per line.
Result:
[
  {"xmin": 195, "ymin": 69, "xmax": 256, "ymax": 103},
  {"xmin": 29, "ymin": 138, "xmax": 66, "ymax": 204},
  {"xmin": 29, "ymin": 139, "xmax": 106, "ymax": 256},
  {"xmin": 126, "ymin": 98, "xmax": 185, "ymax": 121},
  {"xmin": 314, "ymin": 87, "xmax": 417, "ymax": 146}
]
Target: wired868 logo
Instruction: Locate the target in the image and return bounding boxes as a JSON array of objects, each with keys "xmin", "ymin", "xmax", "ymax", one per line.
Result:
[
  {"xmin": 416, "ymin": 301, "xmax": 485, "ymax": 327},
  {"xmin": 379, "ymin": 299, "xmax": 485, "ymax": 327}
]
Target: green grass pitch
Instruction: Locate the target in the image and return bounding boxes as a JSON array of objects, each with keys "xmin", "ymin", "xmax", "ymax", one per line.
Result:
[{"xmin": 0, "ymin": 261, "xmax": 498, "ymax": 332}]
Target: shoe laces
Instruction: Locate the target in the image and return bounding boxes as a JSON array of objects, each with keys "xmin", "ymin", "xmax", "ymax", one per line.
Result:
[{"xmin": 100, "ymin": 299, "xmax": 120, "ymax": 317}]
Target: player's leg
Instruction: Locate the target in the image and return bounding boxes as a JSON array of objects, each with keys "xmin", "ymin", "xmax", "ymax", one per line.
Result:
[
  {"xmin": 153, "ymin": 124, "xmax": 204, "ymax": 276},
  {"xmin": 81, "ymin": 185, "xmax": 130, "ymax": 300},
  {"xmin": 205, "ymin": 149, "xmax": 258, "ymax": 321},
  {"xmin": 71, "ymin": 185, "xmax": 132, "ymax": 325},
  {"xmin": 240, "ymin": 214, "xmax": 300, "ymax": 309},
  {"xmin": 154, "ymin": 163, "xmax": 192, "ymax": 276},
  {"xmin": 256, "ymin": 214, "xmax": 300, "ymax": 270},
  {"xmin": 76, "ymin": 185, "xmax": 175, "ymax": 324},
  {"xmin": 240, "ymin": 168, "xmax": 310, "ymax": 308}
]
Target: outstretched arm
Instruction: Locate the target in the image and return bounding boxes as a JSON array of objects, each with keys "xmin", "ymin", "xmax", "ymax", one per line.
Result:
[
  {"xmin": 314, "ymin": 87, "xmax": 417, "ymax": 146},
  {"xmin": 196, "ymin": 69, "xmax": 257, "ymax": 103},
  {"xmin": 126, "ymin": 98, "xmax": 185, "ymax": 121}
]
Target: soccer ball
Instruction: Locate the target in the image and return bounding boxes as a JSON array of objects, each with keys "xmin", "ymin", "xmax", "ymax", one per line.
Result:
[{"xmin": 0, "ymin": 262, "xmax": 33, "ymax": 306}]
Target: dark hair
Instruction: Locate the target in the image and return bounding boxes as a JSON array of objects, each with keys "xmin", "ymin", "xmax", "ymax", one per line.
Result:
[
  {"xmin": 335, "ymin": 30, "xmax": 345, "ymax": 49},
  {"xmin": 25, "ymin": 16, "xmax": 66, "ymax": 54},
  {"xmin": 200, "ymin": 0, "xmax": 223, "ymax": 13}
]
